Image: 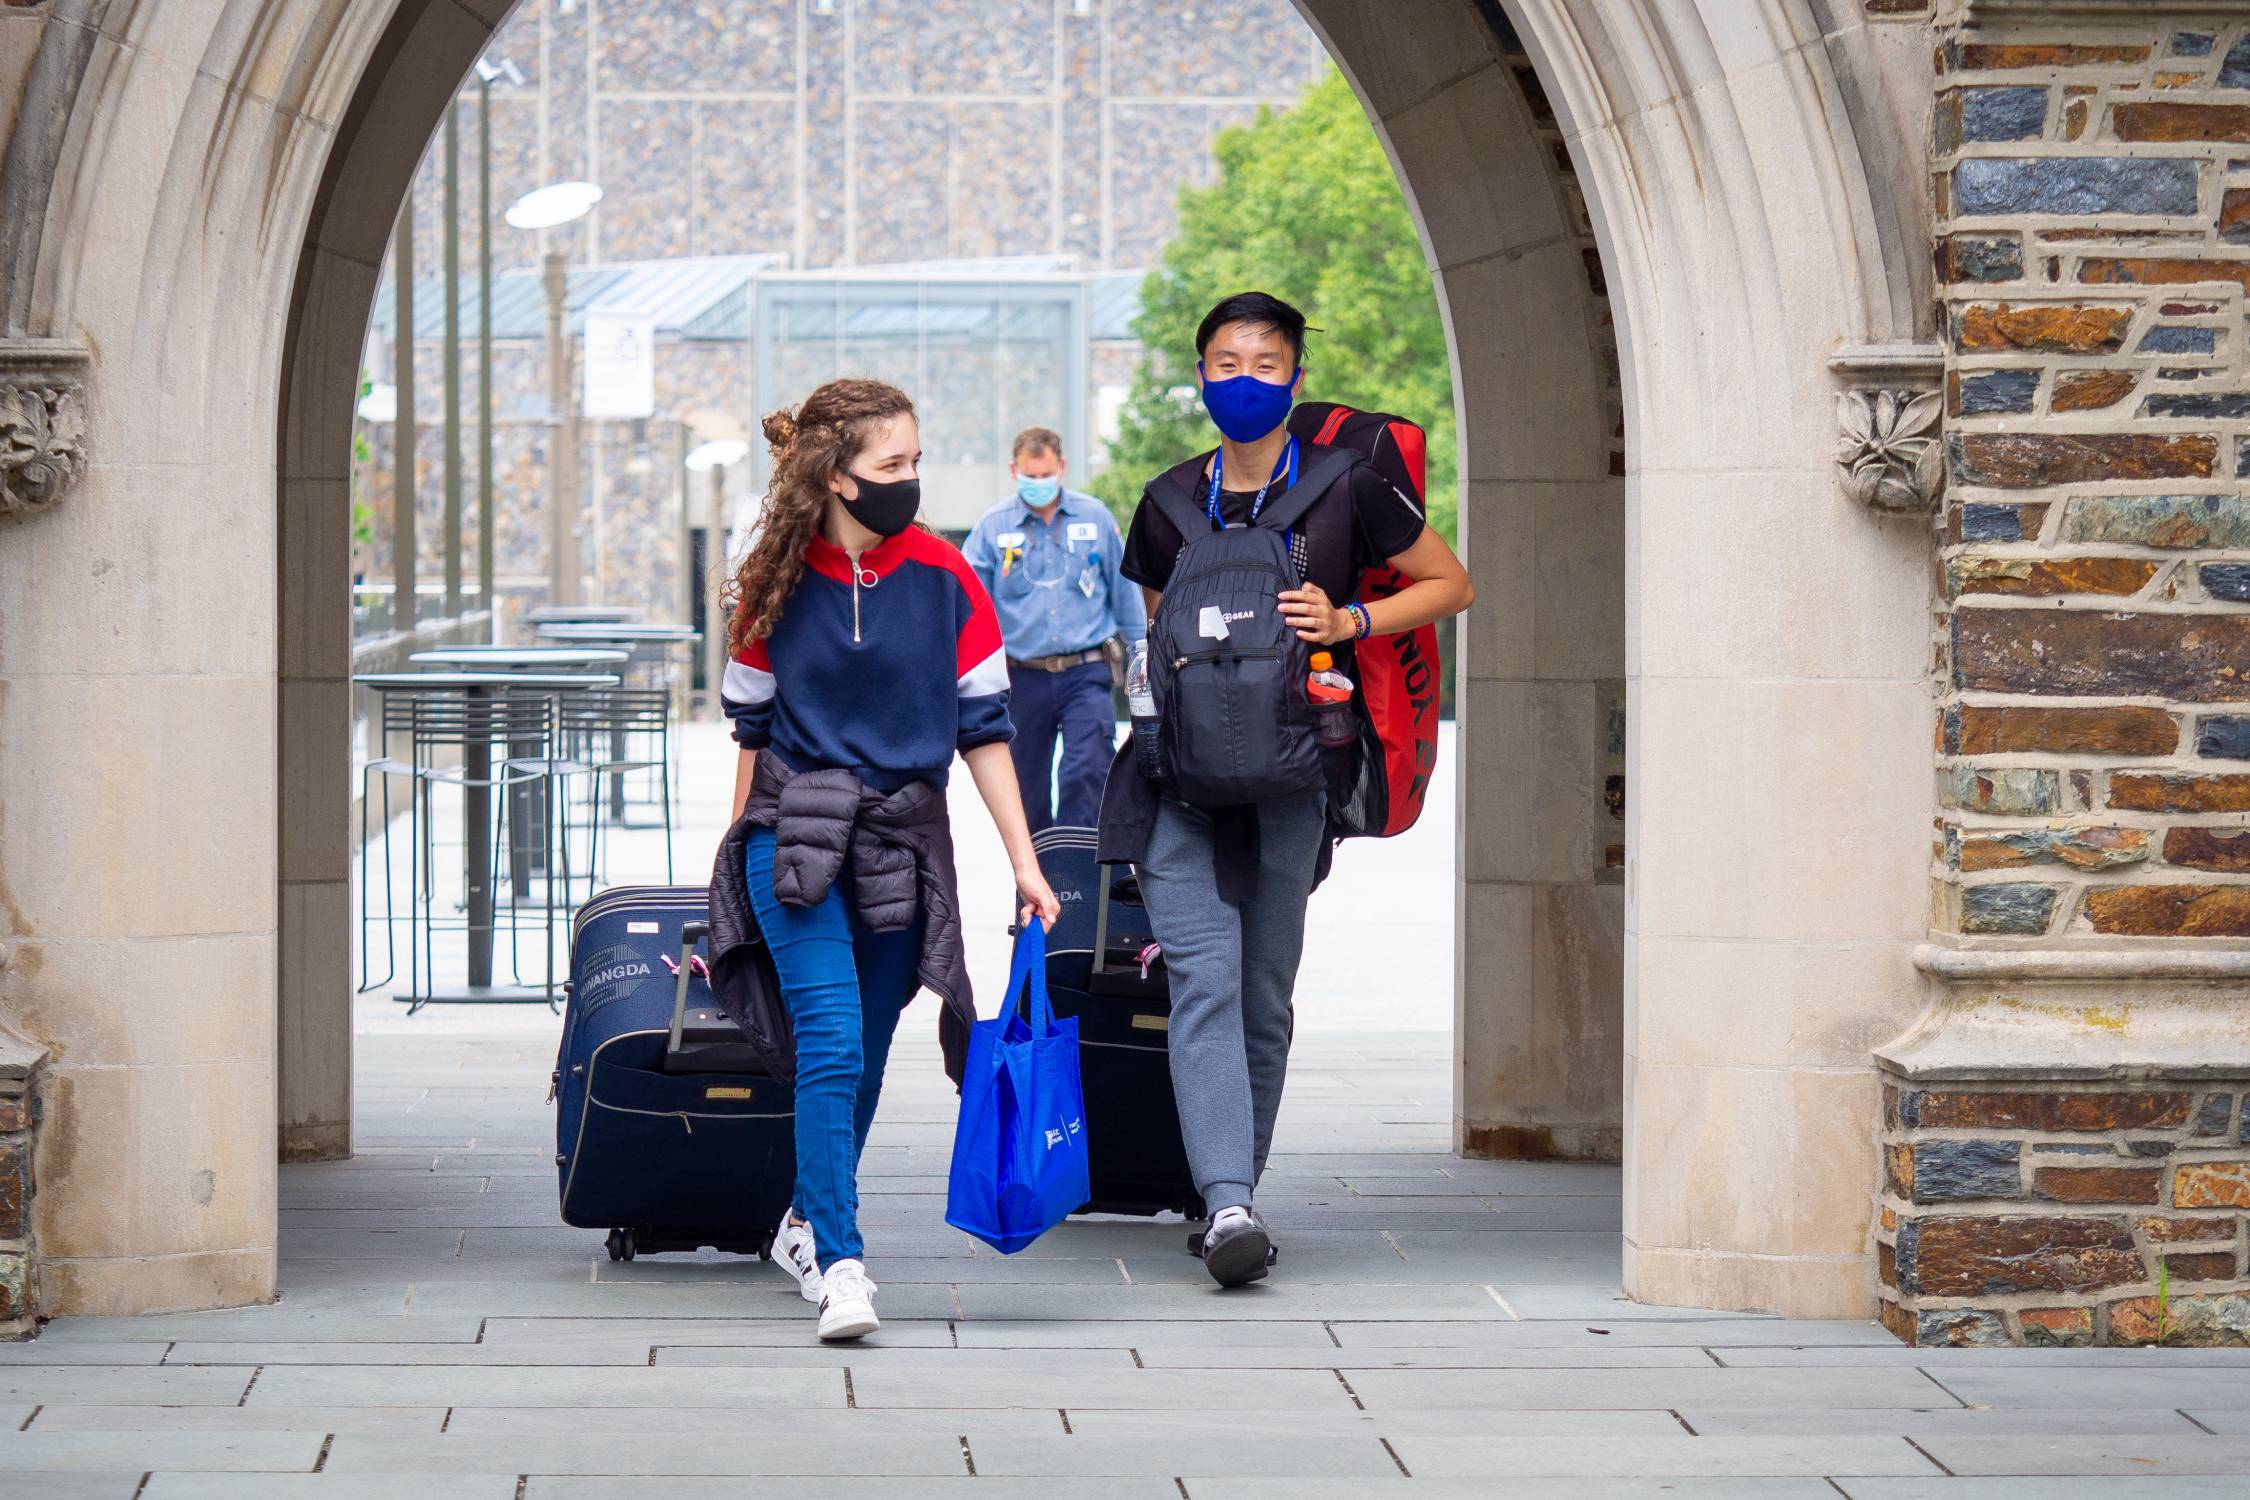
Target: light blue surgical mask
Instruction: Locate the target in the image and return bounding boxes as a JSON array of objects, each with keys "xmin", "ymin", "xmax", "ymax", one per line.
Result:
[{"xmin": 1016, "ymin": 474, "xmax": 1062, "ymax": 508}]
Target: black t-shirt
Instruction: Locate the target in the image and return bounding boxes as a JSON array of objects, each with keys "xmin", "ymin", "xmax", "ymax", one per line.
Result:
[{"xmin": 1119, "ymin": 450, "xmax": 1427, "ymax": 603}]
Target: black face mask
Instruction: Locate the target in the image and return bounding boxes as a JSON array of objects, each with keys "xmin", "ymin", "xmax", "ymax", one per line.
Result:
[{"xmin": 839, "ymin": 471, "xmax": 920, "ymax": 538}]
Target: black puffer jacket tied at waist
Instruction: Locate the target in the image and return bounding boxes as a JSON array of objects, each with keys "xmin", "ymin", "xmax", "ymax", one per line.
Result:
[{"xmin": 709, "ymin": 753, "xmax": 976, "ymax": 1085}]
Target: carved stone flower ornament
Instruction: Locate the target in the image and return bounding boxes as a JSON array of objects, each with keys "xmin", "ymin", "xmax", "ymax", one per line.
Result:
[
  {"xmin": 0, "ymin": 341, "xmax": 92, "ymax": 521},
  {"xmin": 1835, "ymin": 388, "xmax": 1944, "ymax": 514},
  {"xmin": 0, "ymin": 379, "xmax": 87, "ymax": 516}
]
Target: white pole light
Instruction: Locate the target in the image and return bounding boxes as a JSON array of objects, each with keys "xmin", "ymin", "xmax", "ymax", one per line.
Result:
[
  {"xmin": 685, "ymin": 439, "xmax": 750, "ymax": 472},
  {"xmin": 505, "ymin": 180, "xmax": 603, "ymax": 230},
  {"xmin": 357, "ymin": 383, "xmax": 398, "ymax": 423}
]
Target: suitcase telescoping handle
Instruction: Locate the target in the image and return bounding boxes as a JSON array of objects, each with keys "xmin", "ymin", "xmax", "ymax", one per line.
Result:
[{"xmin": 666, "ymin": 920, "xmax": 710, "ymax": 1058}]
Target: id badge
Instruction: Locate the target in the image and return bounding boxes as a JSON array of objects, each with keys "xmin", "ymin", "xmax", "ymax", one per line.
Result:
[{"xmin": 1079, "ymin": 565, "xmax": 1100, "ymax": 599}]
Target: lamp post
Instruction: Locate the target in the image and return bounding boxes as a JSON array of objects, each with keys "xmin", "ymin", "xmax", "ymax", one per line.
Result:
[
  {"xmin": 441, "ymin": 100, "xmax": 462, "ymax": 620},
  {"xmin": 685, "ymin": 437, "xmax": 749, "ymax": 713},
  {"xmin": 472, "ymin": 57, "xmax": 522, "ymax": 639},
  {"xmin": 505, "ymin": 179, "xmax": 603, "ymax": 610},
  {"xmin": 392, "ymin": 199, "xmax": 416, "ymax": 633}
]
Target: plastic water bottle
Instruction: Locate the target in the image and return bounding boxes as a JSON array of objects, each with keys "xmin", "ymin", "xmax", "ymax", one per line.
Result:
[
  {"xmin": 1127, "ymin": 637, "xmax": 1164, "ymax": 780},
  {"xmin": 1307, "ymin": 650, "xmax": 1357, "ymax": 749}
]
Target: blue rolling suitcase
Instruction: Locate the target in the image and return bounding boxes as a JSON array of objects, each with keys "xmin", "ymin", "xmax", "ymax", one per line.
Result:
[
  {"xmin": 1025, "ymin": 827, "xmax": 1206, "ymax": 1220},
  {"xmin": 553, "ymin": 885, "xmax": 795, "ymax": 1261}
]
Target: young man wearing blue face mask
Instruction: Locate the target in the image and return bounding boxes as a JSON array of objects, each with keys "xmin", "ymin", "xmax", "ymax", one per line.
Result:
[
  {"xmin": 1102, "ymin": 291, "xmax": 1473, "ymax": 1287},
  {"xmin": 964, "ymin": 426, "xmax": 1148, "ymax": 832}
]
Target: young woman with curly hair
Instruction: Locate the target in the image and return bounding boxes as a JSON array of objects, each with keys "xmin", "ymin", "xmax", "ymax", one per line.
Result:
[{"xmin": 718, "ymin": 377, "xmax": 1058, "ymax": 1341}]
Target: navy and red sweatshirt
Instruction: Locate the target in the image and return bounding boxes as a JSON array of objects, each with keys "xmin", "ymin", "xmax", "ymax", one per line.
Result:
[{"xmin": 722, "ymin": 527, "xmax": 1012, "ymax": 792}]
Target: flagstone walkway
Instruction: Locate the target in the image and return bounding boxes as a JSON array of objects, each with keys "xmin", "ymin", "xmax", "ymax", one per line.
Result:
[
  {"xmin": 8, "ymin": 727, "xmax": 2250, "ymax": 1493},
  {"xmin": 8, "ymin": 1022, "xmax": 2250, "ymax": 1496}
]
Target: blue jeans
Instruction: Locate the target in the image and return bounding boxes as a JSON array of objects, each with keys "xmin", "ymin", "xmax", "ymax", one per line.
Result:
[
  {"xmin": 744, "ymin": 827, "xmax": 920, "ymax": 1270},
  {"xmin": 1007, "ymin": 658, "xmax": 1116, "ymax": 832}
]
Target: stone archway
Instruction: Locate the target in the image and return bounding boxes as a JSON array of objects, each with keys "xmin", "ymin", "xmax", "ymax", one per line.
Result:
[
  {"xmin": 0, "ymin": 0, "xmax": 1933, "ymax": 1320},
  {"xmin": 1303, "ymin": 0, "xmax": 1937, "ymax": 1316}
]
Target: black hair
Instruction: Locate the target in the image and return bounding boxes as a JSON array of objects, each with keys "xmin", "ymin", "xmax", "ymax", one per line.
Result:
[{"xmin": 1194, "ymin": 291, "xmax": 1312, "ymax": 365}]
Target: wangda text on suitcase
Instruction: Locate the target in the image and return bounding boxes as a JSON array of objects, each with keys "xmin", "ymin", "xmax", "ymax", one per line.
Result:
[{"xmin": 554, "ymin": 885, "xmax": 795, "ymax": 1262}]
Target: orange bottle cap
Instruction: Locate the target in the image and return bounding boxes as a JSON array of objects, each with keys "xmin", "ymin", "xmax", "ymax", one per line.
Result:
[{"xmin": 1310, "ymin": 650, "xmax": 1333, "ymax": 669}]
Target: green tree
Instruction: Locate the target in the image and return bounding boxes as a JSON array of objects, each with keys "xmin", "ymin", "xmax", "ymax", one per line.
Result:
[{"xmin": 1092, "ymin": 66, "xmax": 1457, "ymax": 543}]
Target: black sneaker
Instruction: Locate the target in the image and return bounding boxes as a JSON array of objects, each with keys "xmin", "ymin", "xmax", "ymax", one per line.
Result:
[
  {"xmin": 1187, "ymin": 1226, "xmax": 1281, "ymax": 1265},
  {"xmin": 1193, "ymin": 1207, "xmax": 1274, "ymax": 1288}
]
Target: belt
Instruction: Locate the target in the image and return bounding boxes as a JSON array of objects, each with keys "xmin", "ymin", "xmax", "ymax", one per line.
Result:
[{"xmin": 1008, "ymin": 649, "xmax": 1107, "ymax": 674}]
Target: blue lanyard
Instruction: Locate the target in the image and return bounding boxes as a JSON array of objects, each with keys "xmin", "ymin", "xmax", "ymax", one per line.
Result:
[{"xmin": 1206, "ymin": 437, "xmax": 1298, "ymax": 528}]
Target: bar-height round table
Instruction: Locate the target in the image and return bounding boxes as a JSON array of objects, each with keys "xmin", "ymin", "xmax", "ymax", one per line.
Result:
[
  {"xmin": 410, "ymin": 646, "xmax": 632, "ymax": 670},
  {"xmin": 531, "ymin": 622, "xmax": 701, "ymax": 645},
  {"xmin": 356, "ymin": 670, "xmax": 619, "ymax": 1003},
  {"xmin": 523, "ymin": 604, "xmax": 643, "ymax": 631},
  {"xmin": 529, "ymin": 623, "xmax": 701, "ymax": 692},
  {"xmin": 533, "ymin": 624, "xmax": 704, "ymax": 818},
  {"xmin": 410, "ymin": 648, "xmax": 633, "ymax": 896}
]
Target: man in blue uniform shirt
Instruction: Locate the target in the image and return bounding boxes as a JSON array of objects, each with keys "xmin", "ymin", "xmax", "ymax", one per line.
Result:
[{"xmin": 963, "ymin": 425, "xmax": 1146, "ymax": 832}]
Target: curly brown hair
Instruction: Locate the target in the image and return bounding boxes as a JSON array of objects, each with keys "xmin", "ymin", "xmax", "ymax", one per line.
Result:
[{"xmin": 723, "ymin": 378, "xmax": 917, "ymax": 655}]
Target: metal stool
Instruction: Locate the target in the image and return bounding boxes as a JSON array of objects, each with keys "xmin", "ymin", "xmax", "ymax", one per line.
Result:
[
  {"xmin": 559, "ymin": 686, "xmax": 676, "ymax": 884},
  {"xmin": 357, "ymin": 685, "xmax": 575, "ymax": 1008}
]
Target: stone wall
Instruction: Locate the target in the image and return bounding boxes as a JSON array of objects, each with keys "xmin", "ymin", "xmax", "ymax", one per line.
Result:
[
  {"xmin": 0, "ymin": 1023, "xmax": 40, "ymax": 1339},
  {"xmin": 411, "ymin": 0, "xmax": 1327, "ymax": 279},
  {"xmin": 1898, "ymin": 7, "xmax": 2250, "ymax": 1345},
  {"xmin": 1935, "ymin": 21, "xmax": 2250, "ymax": 944},
  {"xmin": 1878, "ymin": 1076, "xmax": 2250, "ymax": 1345}
]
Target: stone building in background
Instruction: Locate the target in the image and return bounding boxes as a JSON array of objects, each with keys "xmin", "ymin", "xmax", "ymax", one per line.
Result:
[
  {"xmin": 16, "ymin": 0, "xmax": 2250, "ymax": 1350},
  {"xmin": 361, "ymin": 0, "xmax": 1328, "ymax": 629}
]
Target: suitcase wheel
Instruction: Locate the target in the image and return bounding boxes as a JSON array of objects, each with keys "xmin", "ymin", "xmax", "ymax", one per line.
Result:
[{"xmin": 605, "ymin": 1228, "xmax": 635, "ymax": 1262}]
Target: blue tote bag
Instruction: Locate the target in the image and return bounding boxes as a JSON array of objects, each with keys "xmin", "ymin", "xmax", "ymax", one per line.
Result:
[{"xmin": 945, "ymin": 919, "xmax": 1091, "ymax": 1254}]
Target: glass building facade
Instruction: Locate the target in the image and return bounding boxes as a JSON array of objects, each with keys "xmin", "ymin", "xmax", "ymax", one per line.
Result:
[{"xmin": 753, "ymin": 270, "xmax": 1090, "ymax": 533}]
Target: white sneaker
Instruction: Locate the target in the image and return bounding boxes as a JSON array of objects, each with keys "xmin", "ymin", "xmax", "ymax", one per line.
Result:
[
  {"xmin": 816, "ymin": 1258, "xmax": 880, "ymax": 1342},
  {"xmin": 775, "ymin": 1209, "xmax": 821, "ymax": 1303}
]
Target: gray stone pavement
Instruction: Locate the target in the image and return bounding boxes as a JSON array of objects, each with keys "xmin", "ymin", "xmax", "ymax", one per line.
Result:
[
  {"xmin": 9, "ymin": 1024, "xmax": 2250, "ymax": 1495},
  {"xmin": 9, "ymin": 724, "xmax": 2250, "ymax": 1493}
]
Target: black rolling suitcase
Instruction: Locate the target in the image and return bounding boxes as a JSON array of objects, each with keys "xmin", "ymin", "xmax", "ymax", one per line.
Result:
[
  {"xmin": 1025, "ymin": 827, "xmax": 1206, "ymax": 1220},
  {"xmin": 553, "ymin": 885, "xmax": 795, "ymax": 1262}
]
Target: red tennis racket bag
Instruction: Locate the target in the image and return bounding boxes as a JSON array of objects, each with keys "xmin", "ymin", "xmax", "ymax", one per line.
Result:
[{"xmin": 1286, "ymin": 401, "xmax": 1443, "ymax": 839}]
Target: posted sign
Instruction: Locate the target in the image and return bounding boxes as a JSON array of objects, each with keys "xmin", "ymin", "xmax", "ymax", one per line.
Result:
[{"xmin": 583, "ymin": 307, "xmax": 656, "ymax": 418}]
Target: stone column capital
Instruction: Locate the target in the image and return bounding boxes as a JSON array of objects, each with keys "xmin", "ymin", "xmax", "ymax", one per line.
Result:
[
  {"xmin": 1831, "ymin": 342, "xmax": 1946, "ymax": 514},
  {"xmin": 0, "ymin": 337, "xmax": 89, "ymax": 522}
]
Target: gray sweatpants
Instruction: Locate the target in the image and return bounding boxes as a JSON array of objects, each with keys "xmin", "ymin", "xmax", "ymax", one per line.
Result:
[{"xmin": 1136, "ymin": 788, "xmax": 1326, "ymax": 1215}]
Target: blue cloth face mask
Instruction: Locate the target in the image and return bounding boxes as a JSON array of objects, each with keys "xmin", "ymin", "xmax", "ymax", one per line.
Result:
[
  {"xmin": 1016, "ymin": 475, "xmax": 1062, "ymax": 508},
  {"xmin": 1197, "ymin": 362, "xmax": 1298, "ymax": 443}
]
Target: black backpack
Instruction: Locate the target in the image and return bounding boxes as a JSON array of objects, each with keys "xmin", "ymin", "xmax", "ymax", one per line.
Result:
[{"xmin": 1144, "ymin": 447, "xmax": 1358, "ymax": 807}]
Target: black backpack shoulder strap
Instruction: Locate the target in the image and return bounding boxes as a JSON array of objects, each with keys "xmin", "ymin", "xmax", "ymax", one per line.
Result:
[
  {"xmin": 1146, "ymin": 455, "xmax": 1218, "ymax": 543},
  {"xmin": 1253, "ymin": 446, "xmax": 1360, "ymax": 536}
]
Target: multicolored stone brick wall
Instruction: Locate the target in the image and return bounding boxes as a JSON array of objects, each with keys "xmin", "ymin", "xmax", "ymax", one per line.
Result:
[
  {"xmin": 0, "ymin": 1049, "xmax": 35, "ymax": 1339},
  {"xmin": 405, "ymin": 0, "xmax": 1328, "ymax": 279},
  {"xmin": 357, "ymin": 340, "xmax": 738, "ymax": 635},
  {"xmin": 1890, "ymin": 13, "xmax": 2250, "ymax": 1346},
  {"xmin": 1935, "ymin": 24, "xmax": 2250, "ymax": 945},
  {"xmin": 1877, "ymin": 1079, "xmax": 2250, "ymax": 1346}
]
